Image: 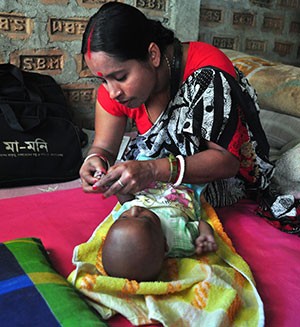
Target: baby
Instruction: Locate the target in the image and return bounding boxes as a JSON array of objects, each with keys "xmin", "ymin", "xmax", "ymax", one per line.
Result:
[{"xmin": 102, "ymin": 182, "xmax": 217, "ymax": 282}]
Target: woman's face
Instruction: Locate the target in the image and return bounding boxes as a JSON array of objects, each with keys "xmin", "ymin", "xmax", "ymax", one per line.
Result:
[{"xmin": 85, "ymin": 51, "xmax": 157, "ymax": 108}]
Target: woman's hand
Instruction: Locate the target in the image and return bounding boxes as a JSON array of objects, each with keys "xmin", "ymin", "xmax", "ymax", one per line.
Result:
[
  {"xmin": 94, "ymin": 160, "xmax": 158, "ymax": 198},
  {"xmin": 80, "ymin": 156, "xmax": 109, "ymax": 193}
]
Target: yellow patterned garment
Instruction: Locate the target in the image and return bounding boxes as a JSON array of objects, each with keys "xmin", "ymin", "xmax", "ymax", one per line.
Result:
[{"xmin": 68, "ymin": 199, "xmax": 264, "ymax": 327}]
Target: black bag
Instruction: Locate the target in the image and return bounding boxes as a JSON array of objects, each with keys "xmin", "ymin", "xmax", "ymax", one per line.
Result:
[{"xmin": 0, "ymin": 63, "xmax": 85, "ymax": 188}]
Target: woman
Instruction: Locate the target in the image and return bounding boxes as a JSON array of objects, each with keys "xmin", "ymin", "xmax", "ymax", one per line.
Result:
[{"xmin": 80, "ymin": 2, "xmax": 274, "ymax": 209}]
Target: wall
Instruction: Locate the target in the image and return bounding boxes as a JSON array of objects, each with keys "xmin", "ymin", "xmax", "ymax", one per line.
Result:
[
  {"xmin": 1, "ymin": 0, "xmax": 299, "ymax": 129},
  {"xmin": 199, "ymin": 0, "xmax": 300, "ymax": 67},
  {"xmin": 0, "ymin": 0, "xmax": 201, "ymax": 129}
]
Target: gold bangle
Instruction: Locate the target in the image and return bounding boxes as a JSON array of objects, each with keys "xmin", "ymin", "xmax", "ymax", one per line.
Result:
[{"xmin": 167, "ymin": 154, "xmax": 178, "ymax": 183}]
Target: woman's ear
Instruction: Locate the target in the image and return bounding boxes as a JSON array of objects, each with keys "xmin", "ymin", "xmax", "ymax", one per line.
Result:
[{"xmin": 148, "ymin": 42, "xmax": 161, "ymax": 68}]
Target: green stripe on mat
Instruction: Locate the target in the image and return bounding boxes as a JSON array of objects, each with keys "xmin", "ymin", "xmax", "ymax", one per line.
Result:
[
  {"xmin": 36, "ymin": 283, "xmax": 106, "ymax": 326},
  {"xmin": 5, "ymin": 238, "xmax": 53, "ymax": 274}
]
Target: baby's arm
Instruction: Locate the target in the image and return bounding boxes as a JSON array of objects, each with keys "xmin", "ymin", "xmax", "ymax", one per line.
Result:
[{"xmin": 194, "ymin": 220, "xmax": 218, "ymax": 255}]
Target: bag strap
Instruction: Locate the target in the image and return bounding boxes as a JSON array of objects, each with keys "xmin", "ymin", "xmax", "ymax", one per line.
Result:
[
  {"xmin": 0, "ymin": 103, "xmax": 24, "ymax": 131},
  {"xmin": 0, "ymin": 63, "xmax": 43, "ymax": 103},
  {"xmin": 0, "ymin": 63, "xmax": 24, "ymax": 83},
  {"xmin": 0, "ymin": 103, "xmax": 46, "ymax": 132}
]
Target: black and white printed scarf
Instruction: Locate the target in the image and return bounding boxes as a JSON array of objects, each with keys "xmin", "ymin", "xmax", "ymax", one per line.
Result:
[{"xmin": 125, "ymin": 67, "xmax": 299, "ymax": 234}]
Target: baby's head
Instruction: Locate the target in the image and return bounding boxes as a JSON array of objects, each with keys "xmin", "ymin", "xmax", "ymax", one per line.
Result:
[{"xmin": 102, "ymin": 205, "xmax": 167, "ymax": 282}]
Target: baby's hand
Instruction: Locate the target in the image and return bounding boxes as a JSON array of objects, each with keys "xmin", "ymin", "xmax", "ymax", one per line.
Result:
[
  {"xmin": 195, "ymin": 234, "xmax": 218, "ymax": 254},
  {"xmin": 195, "ymin": 220, "xmax": 218, "ymax": 255}
]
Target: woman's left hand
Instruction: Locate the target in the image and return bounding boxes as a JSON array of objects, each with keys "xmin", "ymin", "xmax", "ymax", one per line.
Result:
[{"xmin": 93, "ymin": 160, "xmax": 157, "ymax": 198}]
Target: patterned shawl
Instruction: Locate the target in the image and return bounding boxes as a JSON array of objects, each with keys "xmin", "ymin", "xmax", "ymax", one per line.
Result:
[{"xmin": 125, "ymin": 67, "xmax": 274, "ymax": 207}]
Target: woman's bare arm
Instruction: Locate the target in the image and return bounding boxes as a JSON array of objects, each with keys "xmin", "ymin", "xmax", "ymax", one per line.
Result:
[
  {"xmin": 98, "ymin": 140, "xmax": 240, "ymax": 198},
  {"xmin": 80, "ymin": 100, "xmax": 127, "ymax": 193}
]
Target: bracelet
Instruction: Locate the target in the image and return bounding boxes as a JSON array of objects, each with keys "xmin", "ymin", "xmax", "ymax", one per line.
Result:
[
  {"xmin": 173, "ymin": 155, "xmax": 185, "ymax": 187},
  {"xmin": 174, "ymin": 161, "xmax": 181, "ymax": 181},
  {"xmin": 167, "ymin": 154, "xmax": 178, "ymax": 183},
  {"xmin": 84, "ymin": 153, "xmax": 110, "ymax": 170}
]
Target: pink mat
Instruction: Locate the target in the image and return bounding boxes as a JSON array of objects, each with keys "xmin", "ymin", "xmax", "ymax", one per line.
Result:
[
  {"xmin": 1, "ymin": 188, "xmax": 299, "ymax": 327},
  {"xmin": 0, "ymin": 188, "xmax": 117, "ymax": 276},
  {"xmin": 217, "ymin": 201, "xmax": 300, "ymax": 327}
]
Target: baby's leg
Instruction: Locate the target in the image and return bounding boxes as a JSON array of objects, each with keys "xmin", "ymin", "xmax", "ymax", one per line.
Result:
[{"xmin": 195, "ymin": 220, "xmax": 218, "ymax": 255}]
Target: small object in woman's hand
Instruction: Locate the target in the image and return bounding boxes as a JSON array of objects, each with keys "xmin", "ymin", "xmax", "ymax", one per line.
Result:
[
  {"xmin": 94, "ymin": 170, "xmax": 105, "ymax": 179},
  {"xmin": 92, "ymin": 170, "xmax": 106, "ymax": 190}
]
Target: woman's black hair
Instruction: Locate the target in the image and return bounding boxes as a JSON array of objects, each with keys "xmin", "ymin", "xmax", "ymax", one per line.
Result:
[{"xmin": 82, "ymin": 2, "xmax": 175, "ymax": 61}]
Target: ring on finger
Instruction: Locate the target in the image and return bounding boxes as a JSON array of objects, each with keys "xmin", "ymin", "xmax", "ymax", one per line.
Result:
[{"xmin": 117, "ymin": 179, "xmax": 125, "ymax": 188}]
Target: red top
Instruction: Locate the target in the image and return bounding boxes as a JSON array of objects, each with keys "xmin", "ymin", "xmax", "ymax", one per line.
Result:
[{"xmin": 97, "ymin": 42, "xmax": 235, "ymax": 134}]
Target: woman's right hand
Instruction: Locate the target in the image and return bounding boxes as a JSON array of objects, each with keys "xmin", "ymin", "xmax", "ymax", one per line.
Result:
[{"xmin": 80, "ymin": 156, "xmax": 108, "ymax": 193}]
